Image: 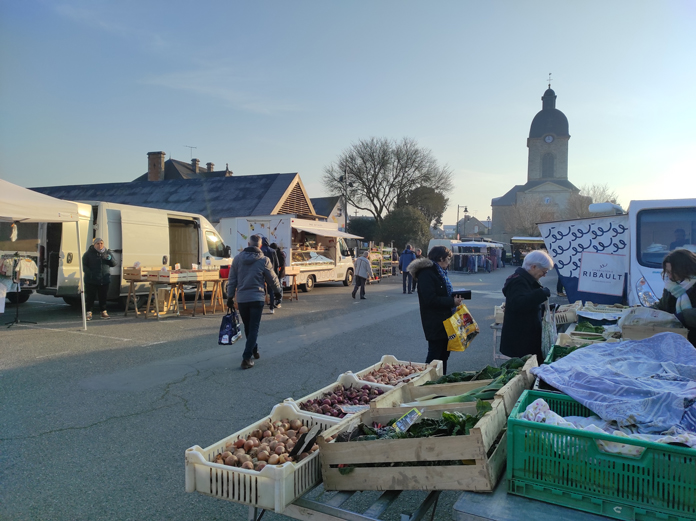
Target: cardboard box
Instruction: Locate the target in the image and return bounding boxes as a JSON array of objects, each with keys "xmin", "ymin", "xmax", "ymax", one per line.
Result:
[{"xmin": 621, "ymin": 324, "xmax": 689, "ymax": 341}]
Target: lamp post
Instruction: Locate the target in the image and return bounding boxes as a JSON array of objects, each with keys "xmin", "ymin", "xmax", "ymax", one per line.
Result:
[
  {"xmin": 456, "ymin": 205, "xmax": 468, "ymax": 240},
  {"xmin": 338, "ymin": 170, "xmax": 353, "ymax": 232},
  {"xmin": 487, "ymin": 216, "xmax": 491, "ymax": 235}
]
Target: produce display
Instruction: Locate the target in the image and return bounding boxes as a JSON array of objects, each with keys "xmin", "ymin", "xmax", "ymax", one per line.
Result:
[
  {"xmin": 574, "ymin": 321, "xmax": 605, "ymax": 334},
  {"xmin": 359, "ymin": 363, "xmax": 423, "ymax": 385},
  {"xmin": 212, "ymin": 417, "xmax": 334, "ymax": 471},
  {"xmin": 423, "ymin": 356, "xmax": 530, "ymax": 386},
  {"xmin": 297, "ymin": 385, "xmax": 386, "ymax": 418}
]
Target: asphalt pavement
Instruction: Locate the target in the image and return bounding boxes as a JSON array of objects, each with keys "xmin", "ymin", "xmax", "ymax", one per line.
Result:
[{"xmin": 0, "ymin": 266, "xmax": 565, "ymax": 521}]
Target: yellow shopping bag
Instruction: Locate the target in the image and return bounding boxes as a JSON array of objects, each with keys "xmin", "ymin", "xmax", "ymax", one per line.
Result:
[{"xmin": 444, "ymin": 304, "xmax": 479, "ymax": 352}]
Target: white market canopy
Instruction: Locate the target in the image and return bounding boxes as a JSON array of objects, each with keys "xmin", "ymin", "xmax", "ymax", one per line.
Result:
[
  {"xmin": 292, "ymin": 223, "xmax": 363, "ymax": 239},
  {"xmin": 0, "ymin": 178, "xmax": 88, "ymax": 330},
  {"xmin": 453, "ymin": 241, "xmax": 505, "ymax": 249},
  {"xmin": 0, "ymin": 179, "xmax": 85, "ymax": 223},
  {"xmin": 511, "ymin": 236, "xmax": 545, "ymax": 243}
]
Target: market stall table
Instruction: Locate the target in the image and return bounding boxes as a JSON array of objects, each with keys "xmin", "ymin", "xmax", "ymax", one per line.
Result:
[
  {"xmin": 144, "ymin": 281, "xmax": 181, "ymax": 319},
  {"xmin": 191, "ymin": 278, "xmax": 225, "ymax": 316},
  {"xmin": 284, "ymin": 267, "xmax": 300, "ymax": 302},
  {"xmin": 452, "ymin": 477, "xmax": 611, "ymax": 521}
]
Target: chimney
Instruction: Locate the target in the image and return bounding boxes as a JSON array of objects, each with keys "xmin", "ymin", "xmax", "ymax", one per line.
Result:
[
  {"xmin": 191, "ymin": 158, "xmax": 199, "ymax": 174},
  {"xmin": 206, "ymin": 162, "xmax": 214, "ymax": 173},
  {"xmin": 147, "ymin": 151, "xmax": 166, "ymax": 181}
]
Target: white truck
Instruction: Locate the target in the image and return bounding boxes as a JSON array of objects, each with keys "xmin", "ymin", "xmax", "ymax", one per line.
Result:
[
  {"xmin": 538, "ymin": 198, "xmax": 696, "ymax": 306},
  {"xmin": 37, "ymin": 201, "xmax": 232, "ymax": 307},
  {"xmin": 216, "ymin": 215, "xmax": 361, "ymax": 292}
]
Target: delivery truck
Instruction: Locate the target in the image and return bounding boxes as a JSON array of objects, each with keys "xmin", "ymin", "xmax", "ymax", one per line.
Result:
[
  {"xmin": 538, "ymin": 198, "xmax": 696, "ymax": 306},
  {"xmin": 37, "ymin": 201, "xmax": 232, "ymax": 307},
  {"xmin": 216, "ymin": 215, "xmax": 361, "ymax": 292}
]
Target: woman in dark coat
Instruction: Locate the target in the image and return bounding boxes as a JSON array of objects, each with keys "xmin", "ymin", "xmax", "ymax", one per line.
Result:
[
  {"xmin": 408, "ymin": 246, "xmax": 463, "ymax": 374},
  {"xmin": 499, "ymin": 250, "xmax": 553, "ymax": 364},
  {"xmin": 82, "ymin": 237, "xmax": 117, "ymax": 320},
  {"xmin": 653, "ymin": 248, "xmax": 696, "ymax": 346}
]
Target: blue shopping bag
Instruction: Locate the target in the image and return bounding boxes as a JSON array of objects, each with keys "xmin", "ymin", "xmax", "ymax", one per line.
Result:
[{"xmin": 218, "ymin": 309, "xmax": 242, "ymax": 345}]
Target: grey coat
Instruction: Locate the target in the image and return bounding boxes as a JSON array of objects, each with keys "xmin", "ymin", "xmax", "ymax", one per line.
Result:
[
  {"xmin": 354, "ymin": 256, "xmax": 372, "ymax": 280},
  {"xmin": 228, "ymin": 247, "xmax": 282, "ymax": 303}
]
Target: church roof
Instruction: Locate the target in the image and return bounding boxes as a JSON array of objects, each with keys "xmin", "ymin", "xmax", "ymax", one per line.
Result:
[
  {"xmin": 529, "ymin": 88, "xmax": 569, "ymax": 138},
  {"xmin": 32, "ymin": 174, "xmax": 307, "ymax": 223},
  {"xmin": 491, "ymin": 179, "xmax": 579, "ymax": 206}
]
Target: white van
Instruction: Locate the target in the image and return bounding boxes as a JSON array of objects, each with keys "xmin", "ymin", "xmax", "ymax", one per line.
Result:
[
  {"xmin": 38, "ymin": 201, "xmax": 232, "ymax": 307},
  {"xmin": 217, "ymin": 215, "xmax": 360, "ymax": 292}
]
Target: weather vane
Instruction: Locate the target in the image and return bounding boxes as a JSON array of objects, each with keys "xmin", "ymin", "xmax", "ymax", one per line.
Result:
[{"xmin": 548, "ymin": 73, "xmax": 553, "ymax": 88}]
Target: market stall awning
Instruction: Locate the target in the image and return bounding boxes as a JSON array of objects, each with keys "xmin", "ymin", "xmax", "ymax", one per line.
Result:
[
  {"xmin": 511, "ymin": 236, "xmax": 545, "ymax": 243},
  {"xmin": 453, "ymin": 241, "xmax": 504, "ymax": 248},
  {"xmin": 0, "ymin": 179, "xmax": 87, "ymax": 223},
  {"xmin": 292, "ymin": 224, "xmax": 362, "ymax": 239}
]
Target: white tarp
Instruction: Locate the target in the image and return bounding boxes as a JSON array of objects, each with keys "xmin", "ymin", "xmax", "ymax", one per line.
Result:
[
  {"xmin": 531, "ymin": 333, "xmax": 696, "ymax": 434},
  {"xmin": 0, "ymin": 178, "xmax": 88, "ymax": 330}
]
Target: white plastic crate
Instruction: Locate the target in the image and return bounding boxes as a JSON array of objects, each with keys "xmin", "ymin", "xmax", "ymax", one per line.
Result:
[
  {"xmin": 185, "ymin": 403, "xmax": 340, "ymax": 513},
  {"xmin": 349, "ymin": 355, "xmax": 443, "ymax": 387},
  {"xmin": 284, "ymin": 373, "xmax": 393, "ymax": 426}
]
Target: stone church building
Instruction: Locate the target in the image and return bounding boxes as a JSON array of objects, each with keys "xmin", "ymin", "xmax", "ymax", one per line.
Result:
[{"xmin": 490, "ymin": 87, "xmax": 580, "ymax": 244}]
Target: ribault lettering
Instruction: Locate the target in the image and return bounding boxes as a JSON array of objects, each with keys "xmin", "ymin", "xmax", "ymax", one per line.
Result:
[{"xmin": 581, "ymin": 270, "xmax": 623, "ymax": 281}]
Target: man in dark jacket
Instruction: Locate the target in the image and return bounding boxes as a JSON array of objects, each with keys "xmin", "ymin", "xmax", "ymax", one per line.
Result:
[
  {"xmin": 399, "ymin": 244, "xmax": 417, "ymax": 294},
  {"xmin": 81, "ymin": 238, "xmax": 117, "ymax": 320},
  {"xmin": 227, "ymin": 235, "xmax": 282, "ymax": 369},
  {"xmin": 408, "ymin": 246, "xmax": 463, "ymax": 374},
  {"xmin": 261, "ymin": 237, "xmax": 280, "ymax": 314},
  {"xmin": 499, "ymin": 250, "xmax": 553, "ymax": 364}
]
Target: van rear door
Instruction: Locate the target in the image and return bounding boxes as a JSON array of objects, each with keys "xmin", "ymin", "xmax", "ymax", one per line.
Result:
[{"xmin": 121, "ymin": 208, "xmax": 169, "ymax": 294}]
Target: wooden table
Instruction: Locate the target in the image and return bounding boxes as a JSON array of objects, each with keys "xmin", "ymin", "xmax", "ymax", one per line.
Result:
[
  {"xmin": 143, "ymin": 281, "xmax": 182, "ymax": 320},
  {"xmin": 191, "ymin": 278, "xmax": 225, "ymax": 317},
  {"xmin": 284, "ymin": 268, "xmax": 300, "ymax": 302}
]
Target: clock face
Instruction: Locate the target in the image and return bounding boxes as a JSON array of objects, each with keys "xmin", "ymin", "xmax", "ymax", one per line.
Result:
[{"xmin": 544, "ymin": 135, "xmax": 554, "ymax": 143}]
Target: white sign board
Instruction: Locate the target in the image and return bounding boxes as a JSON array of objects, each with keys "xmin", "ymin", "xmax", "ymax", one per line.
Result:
[{"xmin": 577, "ymin": 252, "xmax": 627, "ymax": 296}]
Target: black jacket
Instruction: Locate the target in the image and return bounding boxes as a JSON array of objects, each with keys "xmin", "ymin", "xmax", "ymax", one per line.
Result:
[
  {"xmin": 499, "ymin": 267, "xmax": 549, "ymax": 359},
  {"xmin": 82, "ymin": 245, "xmax": 117, "ymax": 286},
  {"xmin": 654, "ymin": 286, "xmax": 696, "ymax": 346},
  {"xmin": 409, "ymin": 258, "xmax": 456, "ymax": 341},
  {"xmin": 261, "ymin": 239, "xmax": 279, "ymax": 276}
]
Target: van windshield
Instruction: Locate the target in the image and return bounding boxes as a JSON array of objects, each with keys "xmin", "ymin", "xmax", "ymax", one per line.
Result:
[
  {"xmin": 205, "ymin": 231, "xmax": 227, "ymax": 258},
  {"xmin": 637, "ymin": 208, "xmax": 696, "ymax": 268}
]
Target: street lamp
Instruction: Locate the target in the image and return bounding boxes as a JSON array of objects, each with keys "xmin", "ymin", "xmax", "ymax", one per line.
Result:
[
  {"xmin": 338, "ymin": 170, "xmax": 353, "ymax": 231},
  {"xmin": 487, "ymin": 216, "xmax": 491, "ymax": 235},
  {"xmin": 456, "ymin": 205, "xmax": 468, "ymax": 240}
]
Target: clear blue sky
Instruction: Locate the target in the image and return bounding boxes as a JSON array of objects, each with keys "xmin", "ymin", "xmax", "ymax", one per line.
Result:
[{"xmin": 1, "ymin": 1, "xmax": 694, "ymax": 225}]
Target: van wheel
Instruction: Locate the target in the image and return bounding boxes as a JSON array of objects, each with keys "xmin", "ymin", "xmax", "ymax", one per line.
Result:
[
  {"xmin": 343, "ymin": 269, "xmax": 354, "ymax": 286},
  {"xmin": 300, "ymin": 275, "xmax": 315, "ymax": 292},
  {"xmin": 7, "ymin": 291, "xmax": 31, "ymax": 304},
  {"xmin": 63, "ymin": 296, "xmax": 82, "ymax": 308}
]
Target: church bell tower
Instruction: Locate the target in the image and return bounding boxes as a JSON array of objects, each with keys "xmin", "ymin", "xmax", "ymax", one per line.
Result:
[{"xmin": 527, "ymin": 84, "xmax": 570, "ymax": 181}]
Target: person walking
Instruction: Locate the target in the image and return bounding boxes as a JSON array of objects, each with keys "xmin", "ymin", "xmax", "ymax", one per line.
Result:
[
  {"xmin": 412, "ymin": 248, "xmax": 423, "ymax": 291},
  {"xmin": 227, "ymin": 234, "xmax": 282, "ymax": 369},
  {"xmin": 261, "ymin": 237, "xmax": 280, "ymax": 314},
  {"xmin": 408, "ymin": 246, "xmax": 463, "ymax": 375},
  {"xmin": 81, "ymin": 237, "xmax": 116, "ymax": 320},
  {"xmin": 391, "ymin": 248, "xmax": 399, "ymax": 276},
  {"xmin": 399, "ymin": 244, "xmax": 417, "ymax": 294},
  {"xmin": 352, "ymin": 251, "xmax": 372, "ymax": 299}
]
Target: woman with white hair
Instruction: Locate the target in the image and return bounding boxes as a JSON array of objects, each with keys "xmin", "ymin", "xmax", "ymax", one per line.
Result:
[{"xmin": 499, "ymin": 249, "xmax": 553, "ymax": 364}]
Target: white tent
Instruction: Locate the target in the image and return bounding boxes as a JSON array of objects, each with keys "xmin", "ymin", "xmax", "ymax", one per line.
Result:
[
  {"xmin": 0, "ymin": 178, "xmax": 88, "ymax": 330},
  {"xmin": 453, "ymin": 241, "xmax": 505, "ymax": 249}
]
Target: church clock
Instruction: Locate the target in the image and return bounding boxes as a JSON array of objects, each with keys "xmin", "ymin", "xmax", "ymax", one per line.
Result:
[{"xmin": 544, "ymin": 135, "xmax": 554, "ymax": 143}]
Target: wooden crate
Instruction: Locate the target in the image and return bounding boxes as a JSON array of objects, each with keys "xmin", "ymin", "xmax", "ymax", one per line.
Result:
[
  {"xmin": 123, "ymin": 266, "xmax": 165, "ymax": 281},
  {"xmin": 317, "ymin": 399, "xmax": 508, "ymax": 491},
  {"xmin": 147, "ymin": 271, "xmax": 191, "ymax": 283},
  {"xmin": 369, "ymin": 356, "xmax": 537, "ymax": 416}
]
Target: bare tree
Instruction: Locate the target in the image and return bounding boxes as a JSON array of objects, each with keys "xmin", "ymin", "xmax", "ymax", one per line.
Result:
[
  {"xmin": 323, "ymin": 137, "xmax": 453, "ymax": 225},
  {"xmin": 502, "ymin": 196, "xmax": 559, "ymax": 236},
  {"xmin": 563, "ymin": 183, "xmax": 621, "ymax": 219}
]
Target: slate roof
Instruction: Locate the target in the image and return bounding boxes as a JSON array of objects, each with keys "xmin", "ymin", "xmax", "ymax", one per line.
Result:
[
  {"xmin": 491, "ymin": 179, "xmax": 579, "ymax": 206},
  {"xmin": 529, "ymin": 88, "xmax": 570, "ymax": 138},
  {"xmin": 310, "ymin": 196, "xmax": 340, "ymax": 218},
  {"xmin": 132, "ymin": 158, "xmax": 233, "ymax": 181},
  {"xmin": 32, "ymin": 174, "xmax": 299, "ymax": 223}
]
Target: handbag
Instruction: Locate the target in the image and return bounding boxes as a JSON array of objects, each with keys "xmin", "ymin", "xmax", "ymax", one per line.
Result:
[
  {"xmin": 218, "ymin": 309, "xmax": 242, "ymax": 345},
  {"xmin": 444, "ymin": 304, "xmax": 480, "ymax": 352}
]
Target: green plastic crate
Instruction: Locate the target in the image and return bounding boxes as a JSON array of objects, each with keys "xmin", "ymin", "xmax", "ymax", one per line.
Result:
[{"xmin": 507, "ymin": 390, "xmax": 696, "ymax": 521}]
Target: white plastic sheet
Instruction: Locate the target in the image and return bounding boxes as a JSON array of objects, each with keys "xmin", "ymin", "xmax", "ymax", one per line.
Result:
[{"xmin": 532, "ymin": 332, "xmax": 696, "ymax": 434}]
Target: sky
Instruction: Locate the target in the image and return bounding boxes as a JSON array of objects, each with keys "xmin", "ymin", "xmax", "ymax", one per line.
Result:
[{"xmin": 1, "ymin": 1, "xmax": 695, "ymax": 226}]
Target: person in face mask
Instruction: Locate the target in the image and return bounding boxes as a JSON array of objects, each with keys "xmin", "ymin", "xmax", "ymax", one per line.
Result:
[{"xmin": 82, "ymin": 237, "xmax": 117, "ymax": 320}]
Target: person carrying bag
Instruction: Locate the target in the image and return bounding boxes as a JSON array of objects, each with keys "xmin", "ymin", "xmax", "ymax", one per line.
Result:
[{"xmin": 219, "ymin": 306, "xmax": 242, "ymax": 345}]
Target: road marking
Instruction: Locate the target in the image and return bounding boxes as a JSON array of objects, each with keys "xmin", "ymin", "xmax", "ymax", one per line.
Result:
[
  {"xmin": 13, "ymin": 324, "xmax": 132, "ymax": 341},
  {"xmin": 35, "ymin": 351, "xmax": 71, "ymax": 359}
]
